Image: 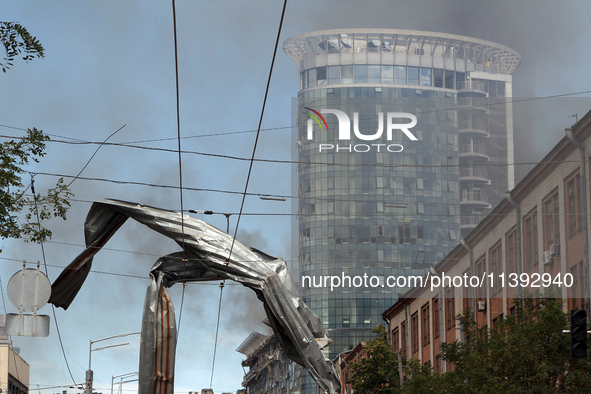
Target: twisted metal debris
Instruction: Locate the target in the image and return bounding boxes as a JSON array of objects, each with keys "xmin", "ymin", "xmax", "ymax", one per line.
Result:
[{"xmin": 49, "ymin": 199, "xmax": 340, "ymax": 394}]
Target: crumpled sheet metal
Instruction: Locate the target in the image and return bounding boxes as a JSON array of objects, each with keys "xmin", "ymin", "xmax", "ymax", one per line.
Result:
[
  {"xmin": 49, "ymin": 199, "xmax": 340, "ymax": 394},
  {"xmin": 139, "ymin": 271, "xmax": 176, "ymax": 394}
]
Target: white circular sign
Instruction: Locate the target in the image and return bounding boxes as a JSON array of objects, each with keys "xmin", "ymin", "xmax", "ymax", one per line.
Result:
[{"xmin": 7, "ymin": 269, "xmax": 52, "ymax": 312}]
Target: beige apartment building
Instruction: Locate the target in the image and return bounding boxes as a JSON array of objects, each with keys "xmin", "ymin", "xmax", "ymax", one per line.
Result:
[
  {"xmin": 0, "ymin": 317, "xmax": 28, "ymax": 394},
  {"xmin": 383, "ymin": 108, "xmax": 591, "ymax": 371}
]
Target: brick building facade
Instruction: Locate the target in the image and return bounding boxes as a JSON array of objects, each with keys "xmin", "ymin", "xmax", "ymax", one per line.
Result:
[{"xmin": 383, "ymin": 109, "xmax": 591, "ymax": 372}]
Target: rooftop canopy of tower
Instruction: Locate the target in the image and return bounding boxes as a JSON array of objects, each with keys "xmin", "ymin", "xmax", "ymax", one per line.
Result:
[{"xmin": 284, "ymin": 29, "xmax": 520, "ymax": 75}]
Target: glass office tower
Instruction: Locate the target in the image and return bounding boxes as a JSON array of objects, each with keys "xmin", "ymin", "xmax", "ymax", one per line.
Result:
[{"xmin": 283, "ymin": 29, "xmax": 519, "ymax": 393}]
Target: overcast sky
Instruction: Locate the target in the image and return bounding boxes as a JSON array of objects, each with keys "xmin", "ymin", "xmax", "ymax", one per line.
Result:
[{"xmin": 2, "ymin": 1, "xmax": 591, "ymax": 393}]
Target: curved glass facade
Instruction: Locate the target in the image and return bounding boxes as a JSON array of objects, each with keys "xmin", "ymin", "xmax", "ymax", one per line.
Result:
[
  {"xmin": 284, "ymin": 29, "xmax": 520, "ymax": 393},
  {"xmin": 300, "ymin": 64, "xmax": 467, "ymax": 90},
  {"xmin": 295, "ymin": 88, "xmax": 460, "ymax": 356}
]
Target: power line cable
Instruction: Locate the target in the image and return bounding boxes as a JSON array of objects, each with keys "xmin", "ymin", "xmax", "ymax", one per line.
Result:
[
  {"xmin": 30, "ymin": 175, "xmax": 79, "ymax": 386},
  {"xmin": 3, "ymin": 252, "xmax": 591, "ymax": 280},
  {"xmin": 3, "ymin": 89, "xmax": 591, "ymax": 146},
  {"xmin": 171, "ymin": 0, "xmax": 185, "ymax": 250},
  {"xmin": 64, "ymin": 124, "xmax": 126, "ymax": 188},
  {"xmin": 3, "ymin": 121, "xmax": 590, "ymax": 171},
  {"xmin": 26, "ymin": 167, "xmax": 585, "ymax": 208},
  {"xmin": 209, "ymin": 282, "xmax": 224, "ymax": 390},
  {"xmin": 0, "ymin": 273, "xmax": 6, "ymax": 316},
  {"xmin": 210, "ymin": 0, "xmax": 288, "ymax": 390},
  {"xmin": 119, "ymin": 125, "xmax": 293, "ymax": 145},
  {"xmin": 0, "ymin": 256, "xmax": 244, "ymax": 284},
  {"xmin": 19, "ymin": 189, "xmax": 591, "ymax": 221},
  {"xmin": 171, "ymin": 0, "xmax": 188, "ymax": 336},
  {"xmin": 0, "ymin": 121, "xmax": 125, "ymax": 350},
  {"xmin": 18, "ymin": 190, "xmax": 591, "ymax": 220},
  {"xmin": 0, "ymin": 132, "xmax": 584, "ymax": 171}
]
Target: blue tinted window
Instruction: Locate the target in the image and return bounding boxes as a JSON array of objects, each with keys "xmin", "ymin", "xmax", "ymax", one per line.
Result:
[
  {"xmin": 328, "ymin": 66, "xmax": 340, "ymax": 84},
  {"xmin": 408, "ymin": 67, "xmax": 419, "ymax": 85},
  {"xmin": 381, "ymin": 65, "xmax": 394, "ymax": 84},
  {"xmin": 308, "ymin": 68, "xmax": 316, "ymax": 87},
  {"xmin": 420, "ymin": 68, "xmax": 432, "ymax": 86},
  {"xmin": 368, "ymin": 65, "xmax": 381, "ymax": 83},
  {"xmin": 355, "ymin": 65, "xmax": 367, "ymax": 83},
  {"xmin": 395, "ymin": 66, "xmax": 406, "ymax": 84}
]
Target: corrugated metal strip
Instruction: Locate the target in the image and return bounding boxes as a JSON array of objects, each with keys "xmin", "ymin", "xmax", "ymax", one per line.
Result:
[{"xmin": 51, "ymin": 199, "xmax": 340, "ymax": 394}]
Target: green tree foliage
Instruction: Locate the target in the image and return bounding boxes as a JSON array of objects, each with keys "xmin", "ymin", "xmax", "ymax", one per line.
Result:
[
  {"xmin": 349, "ymin": 325, "xmax": 400, "ymax": 393},
  {"xmin": 1, "ymin": 22, "xmax": 44, "ymax": 73},
  {"xmin": 0, "ymin": 128, "xmax": 72, "ymax": 243},
  {"xmin": 350, "ymin": 299, "xmax": 591, "ymax": 393},
  {"xmin": 349, "ymin": 325, "xmax": 447, "ymax": 393},
  {"xmin": 440, "ymin": 298, "xmax": 591, "ymax": 393},
  {"xmin": 0, "ymin": 22, "xmax": 71, "ymax": 243}
]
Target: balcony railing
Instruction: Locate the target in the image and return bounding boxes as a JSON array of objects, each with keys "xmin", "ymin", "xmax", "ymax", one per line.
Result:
[
  {"xmin": 461, "ymin": 190, "xmax": 489, "ymax": 204},
  {"xmin": 457, "ymin": 80, "xmax": 487, "ymax": 92},
  {"xmin": 459, "ymin": 144, "xmax": 488, "ymax": 156},
  {"xmin": 458, "ymin": 97, "xmax": 489, "ymax": 110},
  {"xmin": 458, "ymin": 120, "xmax": 488, "ymax": 134},
  {"xmin": 461, "ymin": 215, "xmax": 484, "ymax": 226},
  {"xmin": 460, "ymin": 167, "xmax": 489, "ymax": 179}
]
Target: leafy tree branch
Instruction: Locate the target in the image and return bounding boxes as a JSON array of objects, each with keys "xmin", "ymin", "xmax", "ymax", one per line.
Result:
[
  {"xmin": 1, "ymin": 21, "xmax": 44, "ymax": 73},
  {"xmin": 350, "ymin": 299, "xmax": 591, "ymax": 393},
  {"xmin": 1, "ymin": 128, "xmax": 72, "ymax": 243},
  {"xmin": 1, "ymin": 22, "xmax": 72, "ymax": 244}
]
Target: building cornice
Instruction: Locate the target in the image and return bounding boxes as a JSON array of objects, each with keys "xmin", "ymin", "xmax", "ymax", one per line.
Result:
[
  {"xmin": 385, "ymin": 109, "xmax": 591, "ymax": 319},
  {"xmin": 284, "ymin": 28, "xmax": 520, "ymax": 74}
]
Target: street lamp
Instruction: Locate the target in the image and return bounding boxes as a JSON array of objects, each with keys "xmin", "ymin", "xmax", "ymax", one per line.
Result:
[
  {"xmin": 111, "ymin": 372, "xmax": 138, "ymax": 394},
  {"xmin": 86, "ymin": 332, "xmax": 140, "ymax": 394},
  {"xmin": 258, "ymin": 195, "xmax": 286, "ymax": 202}
]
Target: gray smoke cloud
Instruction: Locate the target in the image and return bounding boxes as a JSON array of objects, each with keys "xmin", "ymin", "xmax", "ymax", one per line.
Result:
[
  {"xmin": 281, "ymin": 0, "xmax": 591, "ymax": 183},
  {"xmin": 1, "ymin": 1, "xmax": 590, "ymax": 393}
]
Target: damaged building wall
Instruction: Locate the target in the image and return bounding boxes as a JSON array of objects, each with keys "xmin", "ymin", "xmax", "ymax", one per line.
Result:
[{"xmin": 239, "ymin": 333, "xmax": 304, "ymax": 394}]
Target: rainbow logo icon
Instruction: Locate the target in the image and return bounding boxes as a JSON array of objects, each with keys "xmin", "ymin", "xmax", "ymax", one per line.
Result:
[{"xmin": 304, "ymin": 107, "xmax": 328, "ymax": 132}]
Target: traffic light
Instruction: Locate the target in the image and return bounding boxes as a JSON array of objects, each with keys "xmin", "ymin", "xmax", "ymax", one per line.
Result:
[{"xmin": 570, "ymin": 310, "xmax": 587, "ymax": 358}]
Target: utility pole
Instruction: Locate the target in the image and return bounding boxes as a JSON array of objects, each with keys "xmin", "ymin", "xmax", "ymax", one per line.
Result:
[
  {"xmin": 85, "ymin": 370, "xmax": 93, "ymax": 394},
  {"xmin": 86, "ymin": 332, "xmax": 140, "ymax": 394}
]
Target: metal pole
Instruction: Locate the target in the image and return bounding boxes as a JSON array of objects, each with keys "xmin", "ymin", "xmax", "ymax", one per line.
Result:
[
  {"xmin": 85, "ymin": 369, "xmax": 93, "ymax": 394},
  {"xmin": 404, "ymin": 305, "xmax": 410, "ymax": 358},
  {"xmin": 397, "ymin": 350, "xmax": 404, "ymax": 389},
  {"xmin": 86, "ymin": 340, "xmax": 92, "ymax": 394},
  {"xmin": 88, "ymin": 339, "xmax": 92, "ymax": 373},
  {"xmin": 188, "ymin": 210, "xmax": 232, "ymax": 233},
  {"xmin": 86, "ymin": 333, "xmax": 139, "ymax": 394},
  {"xmin": 581, "ymin": 147, "xmax": 589, "ymax": 315},
  {"xmin": 460, "ymin": 239, "xmax": 476, "ymax": 322},
  {"xmin": 438, "ymin": 285, "xmax": 445, "ymax": 373},
  {"xmin": 111, "ymin": 372, "xmax": 138, "ymax": 394},
  {"xmin": 224, "ymin": 213, "xmax": 232, "ymax": 233}
]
